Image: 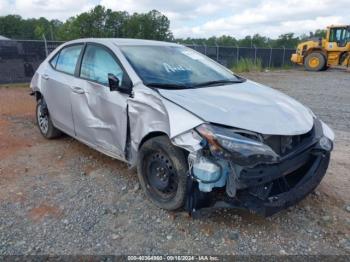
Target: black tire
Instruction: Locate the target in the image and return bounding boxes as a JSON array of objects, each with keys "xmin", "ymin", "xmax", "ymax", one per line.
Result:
[
  {"xmin": 304, "ymin": 52, "xmax": 326, "ymax": 71},
  {"xmin": 321, "ymin": 64, "xmax": 329, "ymax": 71},
  {"xmin": 36, "ymin": 98, "xmax": 62, "ymax": 139},
  {"xmin": 137, "ymin": 135, "xmax": 188, "ymax": 210}
]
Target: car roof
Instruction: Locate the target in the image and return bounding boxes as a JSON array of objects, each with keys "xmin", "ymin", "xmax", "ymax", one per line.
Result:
[{"xmin": 65, "ymin": 38, "xmax": 181, "ymax": 47}]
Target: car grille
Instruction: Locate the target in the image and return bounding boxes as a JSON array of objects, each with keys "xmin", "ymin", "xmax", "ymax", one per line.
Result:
[{"xmin": 263, "ymin": 125, "xmax": 315, "ymax": 156}]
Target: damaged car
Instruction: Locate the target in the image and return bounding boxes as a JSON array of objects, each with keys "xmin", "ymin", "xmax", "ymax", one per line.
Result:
[{"xmin": 30, "ymin": 38, "xmax": 334, "ymax": 216}]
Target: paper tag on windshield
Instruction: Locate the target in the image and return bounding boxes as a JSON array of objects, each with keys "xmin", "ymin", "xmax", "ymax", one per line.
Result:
[{"xmin": 181, "ymin": 50, "xmax": 205, "ymax": 60}]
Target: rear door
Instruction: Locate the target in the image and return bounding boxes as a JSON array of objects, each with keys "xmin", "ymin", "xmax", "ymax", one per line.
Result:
[
  {"xmin": 42, "ymin": 44, "xmax": 84, "ymax": 135},
  {"xmin": 71, "ymin": 43, "xmax": 129, "ymax": 159}
]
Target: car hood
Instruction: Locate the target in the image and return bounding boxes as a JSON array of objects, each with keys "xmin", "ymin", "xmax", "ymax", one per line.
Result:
[{"xmin": 158, "ymin": 80, "xmax": 314, "ymax": 135}]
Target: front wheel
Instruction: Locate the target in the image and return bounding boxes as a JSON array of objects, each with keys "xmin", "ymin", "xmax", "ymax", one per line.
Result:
[
  {"xmin": 137, "ymin": 136, "xmax": 188, "ymax": 210},
  {"xmin": 36, "ymin": 98, "xmax": 62, "ymax": 139},
  {"xmin": 304, "ymin": 52, "xmax": 326, "ymax": 71}
]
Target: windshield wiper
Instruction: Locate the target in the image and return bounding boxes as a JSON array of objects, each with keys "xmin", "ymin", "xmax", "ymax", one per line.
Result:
[
  {"xmin": 145, "ymin": 82, "xmax": 189, "ymax": 89},
  {"xmin": 192, "ymin": 79, "xmax": 245, "ymax": 88},
  {"xmin": 145, "ymin": 78, "xmax": 245, "ymax": 89}
]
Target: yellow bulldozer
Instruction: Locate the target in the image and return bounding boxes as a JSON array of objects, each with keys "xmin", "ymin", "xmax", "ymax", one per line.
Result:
[{"xmin": 291, "ymin": 25, "xmax": 350, "ymax": 71}]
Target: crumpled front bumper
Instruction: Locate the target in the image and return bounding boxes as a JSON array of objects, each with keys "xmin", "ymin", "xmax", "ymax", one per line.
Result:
[
  {"xmin": 185, "ymin": 137, "xmax": 332, "ymax": 217},
  {"xmin": 219, "ymin": 150, "xmax": 330, "ymax": 216},
  {"xmin": 181, "ymin": 118, "xmax": 334, "ymax": 217}
]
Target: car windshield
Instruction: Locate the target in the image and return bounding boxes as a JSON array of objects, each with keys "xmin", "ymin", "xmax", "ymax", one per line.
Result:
[{"xmin": 119, "ymin": 45, "xmax": 242, "ymax": 89}]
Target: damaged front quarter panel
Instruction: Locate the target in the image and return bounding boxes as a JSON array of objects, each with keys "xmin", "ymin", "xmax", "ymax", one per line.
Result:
[
  {"xmin": 127, "ymin": 85, "xmax": 204, "ymax": 166},
  {"xmin": 129, "ymin": 87, "xmax": 335, "ymax": 217},
  {"xmin": 171, "ymin": 125, "xmax": 235, "ymax": 213}
]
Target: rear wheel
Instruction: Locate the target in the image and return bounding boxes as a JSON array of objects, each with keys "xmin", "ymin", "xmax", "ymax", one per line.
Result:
[
  {"xmin": 137, "ymin": 136, "xmax": 188, "ymax": 210},
  {"xmin": 36, "ymin": 98, "xmax": 62, "ymax": 139},
  {"xmin": 304, "ymin": 52, "xmax": 326, "ymax": 71}
]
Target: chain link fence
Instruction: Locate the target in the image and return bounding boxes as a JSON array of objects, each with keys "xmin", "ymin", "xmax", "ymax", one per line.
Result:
[
  {"xmin": 187, "ymin": 44, "xmax": 295, "ymax": 68},
  {"xmin": 0, "ymin": 39, "xmax": 296, "ymax": 84},
  {"xmin": 0, "ymin": 40, "xmax": 63, "ymax": 84}
]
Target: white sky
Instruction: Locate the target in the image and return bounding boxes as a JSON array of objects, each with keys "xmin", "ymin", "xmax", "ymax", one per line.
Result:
[{"xmin": 1, "ymin": 0, "xmax": 349, "ymax": 38}]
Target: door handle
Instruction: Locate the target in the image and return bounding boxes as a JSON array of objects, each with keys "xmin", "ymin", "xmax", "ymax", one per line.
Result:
[
  {"xmin": 42, "ymin": 74, "xmax": 50, "ymax": 80},
  {"xmin": 71, "ymin": 86, "xmax": 85, "ymax": 94}
]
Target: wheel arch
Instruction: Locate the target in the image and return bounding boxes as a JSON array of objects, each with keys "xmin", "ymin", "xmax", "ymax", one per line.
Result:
[
  {"xmin": 127, "ymin": 130, "xmax": 191, "ymax": 168},
  {"xmin": 138, "ymin": 131, "xmax": 170, "ymax": 150},
  {"xmin": 304, "ymin": 48, "xmax": 327, "ymax": 60},
  {"xmin": 33, "ymin": 91, "xmax": 43, "ymax": 101}
]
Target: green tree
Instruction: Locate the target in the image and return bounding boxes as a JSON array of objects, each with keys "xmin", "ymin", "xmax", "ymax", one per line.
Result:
[
  {"xmin": 125, "ymin": 10, "xmax": 173, "ymax": 40},
  {"xmin": 300, "ymin": 29, "xmax": 327, "ymax": 41},
  {"xmin": 52, "ymin": 5, "xmax": 173, "ymax": 41},
  {"xmin": 105, "ymin": 10, "xmax": 129, "ymax": 37},
  {"xmin": 237, "ymin": 34, "xmax": 269, "ymax": 47},
  {"xmin": 272, "ymin": 33, "xmax": 299, "ymax": 48},
  {"xmin": 175, "ymin": 35, "xmax": 237, "ymax": 46},
  {"xmin": 33, "ymin": 17, "xmax": 51, "ymax": 39},
  {"xmin": 0, "ymin": 15, "xmax": 24, "ymax": 39},
  {"xmin": 312, "ymin": 29, "xmax": 326, "ymax": 38},
  {"xmin": 49, "ymin": 19, "xmax": 63, "ymax": 40}
]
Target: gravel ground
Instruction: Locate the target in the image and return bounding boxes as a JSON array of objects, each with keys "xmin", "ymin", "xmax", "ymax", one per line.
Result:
[{"xmin": 0, "ymin": 68, "xmax": 349, "ymax": 255}]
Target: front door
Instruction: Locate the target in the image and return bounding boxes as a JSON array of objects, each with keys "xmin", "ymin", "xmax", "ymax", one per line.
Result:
[{"xmin": 71, "ymin": 43, "xmax": 128, "ymax": 159}]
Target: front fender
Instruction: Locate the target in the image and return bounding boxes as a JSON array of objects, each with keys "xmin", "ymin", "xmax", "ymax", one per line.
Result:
[
  {"xmin": 127, "ymin": 85, "xmax": 204, "ymax": 166},
  {"xmin": 127, "ymin": 87, "xmax": 170, "ymax": 165}
]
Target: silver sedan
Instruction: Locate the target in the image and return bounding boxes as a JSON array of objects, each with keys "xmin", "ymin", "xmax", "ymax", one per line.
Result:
[{"xmin": 31, "ymin": 38, "xmax": 334, "ymax": 216}]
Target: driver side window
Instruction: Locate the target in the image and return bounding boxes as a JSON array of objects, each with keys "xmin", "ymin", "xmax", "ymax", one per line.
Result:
[{"xmin": 80, "ymin": 44, "xmax": 124, "ymax": 86}]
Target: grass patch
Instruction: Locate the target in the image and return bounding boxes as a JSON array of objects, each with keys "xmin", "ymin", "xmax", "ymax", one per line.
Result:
[
  {"xmin": 232, "ymin": 58, "xmax": 263, "ymax": 73},
  {"xmin": 0, "ymin": 83, "xmax": 29, "ymax": 88}
]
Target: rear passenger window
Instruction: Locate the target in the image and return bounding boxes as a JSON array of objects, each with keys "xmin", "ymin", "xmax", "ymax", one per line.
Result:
[
  {"xmin": 50, "ymin": 52, "xmax": 60, "ymax": 68},
  {"xmin": 80, "ymin": 44, "xmax": 124, "ymax": 86},
  {"xmin": 56, "ymin": 45, "xmax": 83, "ymax": 75}
]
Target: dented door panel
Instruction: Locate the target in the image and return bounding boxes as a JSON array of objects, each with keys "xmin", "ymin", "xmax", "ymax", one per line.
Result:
[{"xmin": 71, "ymin": 79, "xmax": 128, "ymax": 158}]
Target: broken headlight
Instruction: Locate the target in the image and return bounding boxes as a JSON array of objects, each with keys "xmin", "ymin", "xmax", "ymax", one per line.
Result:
[{"xmin": 196, "ymin": 124, "xmax": 279, "ymax": 166}]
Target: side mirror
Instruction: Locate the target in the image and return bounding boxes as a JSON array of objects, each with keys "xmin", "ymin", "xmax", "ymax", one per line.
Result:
[
  {"xmin": 108, "ymin": 73, "xmax": 132, "ymax": 95},
  {"xmin": 108, "ymin": 73, "xmax": 120, "ymax": 92}
]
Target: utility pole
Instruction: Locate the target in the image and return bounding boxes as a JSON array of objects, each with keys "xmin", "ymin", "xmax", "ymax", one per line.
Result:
[
  {"xmin": 49, "ymin": 25, "xmax": 54, "ymax": 40},
  {"xmin": 43, "ymin": 34, "xmax": 48, "ymax": 57}
]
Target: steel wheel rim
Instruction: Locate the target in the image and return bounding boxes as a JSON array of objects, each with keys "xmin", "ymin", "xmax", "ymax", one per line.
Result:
[
  {"xmin": 145, "ymin": 151, "xmax": 178, "ymax": 200},
  {"xmin": 37, "ymin": 104, "xmax": 49, "ymax": 134},
  {"xmin": 309, "ymin": 57, "xmax": 320, "ymax": 68}
]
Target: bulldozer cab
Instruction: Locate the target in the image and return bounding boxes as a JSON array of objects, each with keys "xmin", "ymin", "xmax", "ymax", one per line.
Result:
[{"xmin": 328, "ymin": 26, "xmax": 350, "ymax": 48}]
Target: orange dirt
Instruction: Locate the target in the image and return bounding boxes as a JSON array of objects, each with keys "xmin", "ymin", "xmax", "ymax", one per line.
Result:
[
  {"xmin": 0, "ymin": 87, "xmax": 36, "ymax": 158},
  {"xmin": 28, "ymin": 202, "xmax": 63, "ymax": 222}
]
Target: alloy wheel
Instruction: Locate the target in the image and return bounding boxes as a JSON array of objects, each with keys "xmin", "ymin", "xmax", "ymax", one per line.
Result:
[{"xmin": 37, "ymin": 103, "xmax": 49, "ymax": 135}]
